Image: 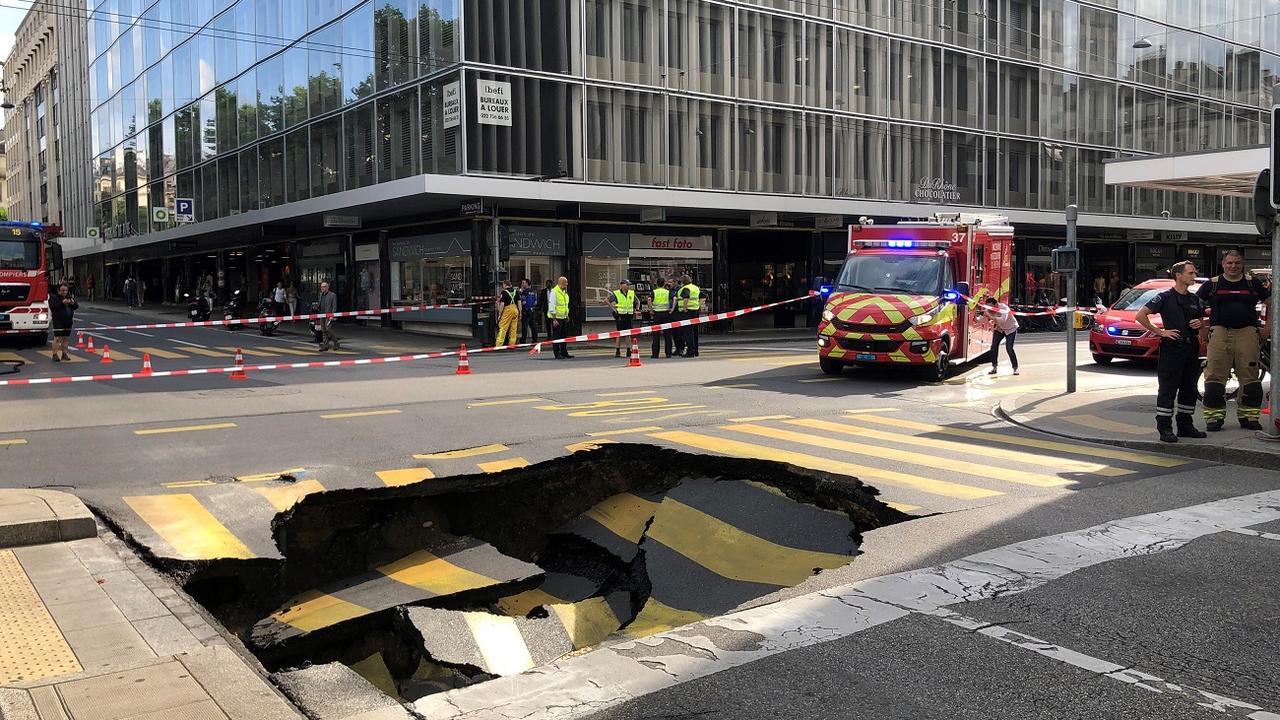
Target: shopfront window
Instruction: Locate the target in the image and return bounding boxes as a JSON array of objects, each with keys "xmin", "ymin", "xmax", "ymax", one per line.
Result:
[{"xmin": 388, "ymin": 231, "xmax": 474, "ymax": 325}]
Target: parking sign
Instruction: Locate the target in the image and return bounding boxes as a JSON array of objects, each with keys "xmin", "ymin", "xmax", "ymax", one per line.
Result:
[{"xmin": 175, "ymin": 198, "xmax": 195, "ymax": 223}]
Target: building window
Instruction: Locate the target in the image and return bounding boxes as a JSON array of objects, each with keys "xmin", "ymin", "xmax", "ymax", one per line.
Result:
[
  {"xmin": 587, "ymin": 0, "xmax": 609, "ymax": 58},
  {"xmin": 285, "ymin": 127, "xmax": 310, "ymax": 204},
  {"xmin": 376, "ymin": 89, "xmax": 418, "ymax": 181},
  {"xmin": 622, "ymin": 2, "xmax": 648, "ymax": 63},
  {"xmin": 621, "ymin": 105, "xmax": 647, "ymax": 164},
  {"xmin": 343, "ymin": 103, "xmax": 375, "ymax": 189},
  {"xmin": 586, "ymin": 101, "xmax": 609, "ymax": 161},
  {"xmin": 310, "ymin": 117, "xmax": 341, "ymax": 196}
]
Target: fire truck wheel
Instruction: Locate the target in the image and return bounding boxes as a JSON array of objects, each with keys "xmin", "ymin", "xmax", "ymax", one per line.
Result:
[
  {"xmin": 927, "ymin": 346, "xmax": 950, "ymax": 382},
  {"xmin": 819, "ymin": 357, "xmax": 845, "ymax": 376},
  {"xmin": 1092, "ymin": 354, "xmax": 1112, "ymax": 365}
]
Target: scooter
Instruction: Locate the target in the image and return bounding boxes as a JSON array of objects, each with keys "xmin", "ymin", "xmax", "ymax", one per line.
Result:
[
  {"xmin": 258, "ymin": 297, "xmax": 281, "ymax": 336},
  {"xmin": 185, "ymin": 293, "xmax": 212, "ymax": 322},
  {"xmin": 223, "ymin": 290, "xmax": 243, "ymax": 331}
]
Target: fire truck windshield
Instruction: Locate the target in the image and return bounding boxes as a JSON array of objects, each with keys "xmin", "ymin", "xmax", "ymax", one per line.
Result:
[
  {"xmin": 836, "ymin": 254, "xmax": 944, "ymax": 296},
  {"xmin": 0, "ymin": 237, "xmax": 41, "ymax": 270}
]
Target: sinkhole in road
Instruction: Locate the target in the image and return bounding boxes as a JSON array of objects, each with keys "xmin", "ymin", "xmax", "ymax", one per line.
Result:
[{"xmin": 171, "ymin": 443, "xmax": 908, "ymax": 705}]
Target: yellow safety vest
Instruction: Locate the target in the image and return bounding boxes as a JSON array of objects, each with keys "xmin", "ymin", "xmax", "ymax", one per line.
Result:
[
  {"xmin": 549, "ymin": 286, "xmax": 570, "ymax": 319},
  {"xmin": 652, "ymin": 286, "xmax": 671, "ymax": 313},
  {"xmin": 612, "ymin": 289, "xmax": 636, "ymax": 314},
  {"xmin": 679, "ymin": 284, "xmax": 701, "ymax": 312}
]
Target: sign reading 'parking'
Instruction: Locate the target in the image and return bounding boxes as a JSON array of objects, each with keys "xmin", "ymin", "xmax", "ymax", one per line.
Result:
[{"xmin": 175, "ymin": 198, "xmax": 195, "ymax": 223}]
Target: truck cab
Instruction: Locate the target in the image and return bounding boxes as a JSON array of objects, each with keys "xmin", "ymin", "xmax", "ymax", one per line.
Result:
[
  {"xmin": 816, "ymin": 213, "xmax": 1013, "ymax": 380},
  {"xmin": 0, "ymin": 222, "xmax": 62, "ymax": 344}
]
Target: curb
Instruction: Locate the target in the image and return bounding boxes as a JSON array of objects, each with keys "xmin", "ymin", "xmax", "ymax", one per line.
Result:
[
  {"xmin": 995, "ymin": 403, "xmax": 1280, "ymax": 471},
  {"xmin": 0, "ymin": 489, "xmax": 96, "ymax": 547}
]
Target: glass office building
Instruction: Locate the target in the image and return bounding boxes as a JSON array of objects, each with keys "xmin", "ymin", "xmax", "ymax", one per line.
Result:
[{"xmin": 84, "ymin": 0, "xmax": 1279, "ymax": 331}]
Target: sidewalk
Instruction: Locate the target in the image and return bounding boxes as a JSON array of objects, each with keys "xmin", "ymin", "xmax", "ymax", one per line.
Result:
[
  {"xmin": 0, "ymin": 489, "xmax": 410, "ymax": 720},
  {"xmin": 1000, "ymin": 385, "xmax": 1280, "ymax": 469}
]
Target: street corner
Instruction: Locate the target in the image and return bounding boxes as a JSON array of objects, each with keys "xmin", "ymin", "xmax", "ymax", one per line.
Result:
[{"xmin": 0, "ymin": 488, "xmax": 97, "ymax": 547}]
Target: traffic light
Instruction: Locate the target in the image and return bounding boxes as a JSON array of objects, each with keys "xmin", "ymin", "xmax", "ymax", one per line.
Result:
[{"xmin": 1051, "ymin": 246, "xmax": 1080, "ymax": 273}]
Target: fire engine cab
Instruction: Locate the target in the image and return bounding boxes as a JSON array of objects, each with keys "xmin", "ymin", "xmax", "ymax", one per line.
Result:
[{"xmin": 816, "ymin": 213, "xmax": 1014, "ymax": 380}]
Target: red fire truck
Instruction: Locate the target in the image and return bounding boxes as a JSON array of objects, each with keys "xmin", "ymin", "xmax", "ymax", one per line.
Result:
[
  {"xmin": 816, "ymin": 213, "xmax": 1013, "ymax": 380},
  {"xmin": 0, "ymin": 222, "xmax": 64, "ymax": 345}
]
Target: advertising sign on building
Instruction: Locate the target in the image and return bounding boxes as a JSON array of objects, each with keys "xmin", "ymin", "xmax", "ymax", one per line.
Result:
[
  {"xmin": 913, "ymin": 177, "xmax": 961, "ymax": 203},
  {"xmin": 476, "ymin": 80, "xmax": 512, "ymax": 126},
  {"xmin": 629, "ymin": 234, "xmax": 713, "ymax": 259},
  {"xmin": 506, "ymin": 225, "xmax": 566, "ymax": 256},
  {"xmin": 1162, "ymin": 231, "xmax": 1188, "ymax": 242},
  {"xmin": 442, "ymin": 81, "xmax": 461, "ymax": 128},
  {"xmin": 750, "ymin": 211, "xmax": 778, "ymax": 227}
]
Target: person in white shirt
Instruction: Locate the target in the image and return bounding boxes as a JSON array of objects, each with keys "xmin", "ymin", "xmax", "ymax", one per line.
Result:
[
  {"xmin": 983, "ymin": 298, "xmax": 1020, "ymax": 375},
  {"xmin": 272, "ymin": 282, "xmax": 287, "ymax": 316}
]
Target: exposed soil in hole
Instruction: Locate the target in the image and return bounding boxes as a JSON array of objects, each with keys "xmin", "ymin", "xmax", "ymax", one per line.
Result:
[{"xmin": 162, "ymin": 444, "xmax": 908, "ymax": 706}]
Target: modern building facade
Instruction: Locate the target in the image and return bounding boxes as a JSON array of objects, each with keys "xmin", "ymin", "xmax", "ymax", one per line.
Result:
[{"xmin": 74, "ymin": 0, "xmax": 1279, "ymax": 336}]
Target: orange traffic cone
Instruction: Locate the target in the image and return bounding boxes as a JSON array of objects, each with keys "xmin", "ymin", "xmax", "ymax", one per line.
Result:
[
  {"xmin": 75, "ymin": 332, "xmax": 85, "ymax": 349},
  {"xmin": 99, "ymin": 344, "xmax": 113, "ymax": 364},
  {"xmin": 229, "ymin": 348, "xmax": 248, "ymax": 381},
  {"xmin": 139, "ymin": 352, "xmax": 153, "ymax": 376},
  {"xmin": 455, "ymin": 344, "xmax": 471, "ymax": 375},
  {"xmin": 628, "ymin": 336, "xmax": 642, "ymax": 367},
  {"xmin": 86, "ymin": 335, "xmax": 96, "ymax": 353}
]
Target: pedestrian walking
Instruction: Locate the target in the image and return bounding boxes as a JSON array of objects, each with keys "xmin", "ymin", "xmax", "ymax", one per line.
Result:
[
  {"xmin": 547, "ymin": 276, "xmax": 573, "ymax": 359},
  {"xmin": 983, "ymin": 298, "xmax": 1020, "ymax": 375},
  {"xmin": 48, "ymin": 282, "xmax": 78, "ymax": 362},
  {"xmin": 495, "ymin": 279, "xmax": 520, "ymax": 348},
  {"xmin": 286, "ymin": 282, "xmax": 298, "ymax": 317},
  {"xmin": 518, "ymin": 278, "xmax": 539, "ymax": 344},
  {"xmin": 608, "ymin": 279, "xmax": 638, "ymax": 358},
  {"xmin": 272, "ymin": 281, "xmax": 287, "ymax": 316},
  {"xmin": 317, "ymin": 281, "xmax": 341, "ymax": 351},
  {"xmin": 677, "ymin": 274, "xmax": 701, "ymax": 357},
  {"xmin": 649, "ymin": 276, "xmax": 676, "ymax": 359},
  {"xmin": 85, "ymin": 276, "xmax": 95, "ymax": 302},
  {"xmin": 1136, "ymin": 261, "xmax": 1207, "ymax": 443},
  {"xmin": 1196, "ymin": 249, "xmax": 1271, "ymax": 431}
]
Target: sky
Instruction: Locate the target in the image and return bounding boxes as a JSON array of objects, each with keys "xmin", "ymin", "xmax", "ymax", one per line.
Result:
[{"xmin": 0, "ymin": 1, "xmax": 32, "ymax": 64}]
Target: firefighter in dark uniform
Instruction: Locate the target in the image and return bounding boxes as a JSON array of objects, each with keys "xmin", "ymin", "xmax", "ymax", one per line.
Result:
[
  {"xmin": 1195, "ymin": 249, "xmax": 1271, "ymax": 431},
  {"xmin": 1135, "ymin": 260, "xmax": 1208, "ymax": 443}
]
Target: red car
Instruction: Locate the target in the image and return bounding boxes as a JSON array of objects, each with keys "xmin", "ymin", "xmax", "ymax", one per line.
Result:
[{"xmin": 1090, "ymin": 279, "xmax": 1208, "ymax": 364}]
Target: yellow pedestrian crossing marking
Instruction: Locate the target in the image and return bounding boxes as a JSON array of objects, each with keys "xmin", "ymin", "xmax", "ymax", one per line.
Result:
[
  {"xmin": 377, "ymin": 550, "xmax": 502, "ymax": 595},
  {"xmin": 845, "ymin": 414, "xmax": 1188, "ymax": 468},
  {"xmin": 123, "ymin": 494, "xmax": 255, "ymax": 559},
  {"xmin": 261, "ymin": 346, "xmax": 328, "ymax": 356},
  {"xmin": 784, "ymin": 418, "xmax": 1133, "ymax": 478},
  {"xmin": 583, "ymin": 493, "xmax": 661, "ymax": 543},
  {"xmin": 175, "ymin": 346, "xmax": 233, "ymax": 357},
  {"xmin": 727, "ymin": 424, "xmax": 1071, "ymax": 488},
  {"xmin": 415, "ymin": 444, "xmax": 508, "ymax": 460},
  {"xmin": 220, "ymin": 346, "xmax": 280, "ymax": 357},
  {"xmin": 596, "ymin": 390, "xmax": 657, "ymax": 397},
  {"xmin": 886, "ymin": 501, "xmax": 920, "ymax": 512},
  {"xmin": 376, "ymin": 468, "xmax": 436, "ymax": 486},
  {"xmin": 0, "ymin": 438, "xmax": 26, "ymax": 446},
  {"xmin": 1062, "ymin": 414, "xmax": 1152, "ymax": 436},
  {"xmin": 134, "ymin": 422, "xmax": 238, "ymax": 436},
  {"xmin": 565, "ymin": 440, "xmax": 618, "ymax": 452},
  {"xmin": 274, "ymin": 591, "xmax": 370, "ymax": 632},
  {"xmin": 727, "ymin": 415, "xmax": 794, "ymax": 423},
  {"xmin": 621, "ymin": 598, "xmax": 707, "ymax": 638},
  {"xmin": 547, "ymin": 596, "xmax": 623, "ymax": 649},
  {"xmin": 237, "ymin": 468, "xmax": 307, "ymax": 483},
  {"xmin": 320, "ymin": 409, "xmax": 403, "ymax": 419},
  {"xmin": 467, "ymin": 398, "xmax": 544, "ymax": 407},
  {"xmin": 587, "ymin": 426, "xmax": 663, "ymax": 437},
  {"xmin": 254, "ymin": 479, "xmax": 326, "ymax": 512},
  {"xmin": 651, "ymin": 430, "xmax": 1001, "ymax": 500},
  {"xmin": 0, "ymin": 351, "xmax": 24, "ymax": 364},
  {"xmin": 465, "ymin": 613, "xmax": 536, "ymax": 676},
  {"xmin": 57, "ymin": 351, "xmax": 89, "ymax": 363},
  {"xmin": 132, "ymin": 346, "xmax": 188, "ymax": 359},
  {"xmin": 99, "ymin": 348, "xmax": 138, "ymax": 360},
  {"xmin": 478, "ymin": 457, "xmax": 530, "ymax": 473}
]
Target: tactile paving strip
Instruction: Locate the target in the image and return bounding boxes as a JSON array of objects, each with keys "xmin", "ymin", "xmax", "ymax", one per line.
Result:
[{"xmin": 0, "ymin": 549, "xmax": 82, "ymax": 683}]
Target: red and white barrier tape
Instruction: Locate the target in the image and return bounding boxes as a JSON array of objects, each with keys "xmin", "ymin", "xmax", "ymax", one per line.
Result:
[
  {"xmin": 960, "ymin": 294, "xmax": 1104, "ymax": 318},
  {"xmin": 0, "ymin": 301, "xmax": 478, "ymax": 334},
  {"xmin": 0, "ymin": 293, "xmax": 817, "ymax": 387}
]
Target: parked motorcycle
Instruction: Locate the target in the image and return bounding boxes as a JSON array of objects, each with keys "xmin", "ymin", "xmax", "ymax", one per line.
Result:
[
  {"xmin": 258, "ymin": 297, "xmax": 281, "ymax": 336},
  {"xmin": 309, "ymin": 301, "xmax": 323, "ymax": 344},
  {"xmin": 223, "ymin": 290, "xmax": 243, "ymax": 331},
  {"xmin": 185, "ymin": 292, "xmax": 212, "ymax": 322}
]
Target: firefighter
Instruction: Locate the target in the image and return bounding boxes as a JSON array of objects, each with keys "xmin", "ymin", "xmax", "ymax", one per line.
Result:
[
  {"xmin": 1135, "ymin": 261, "xmax": 1207, "ymax": 443},
  {"xmin": 494, "ymin": 279, "xmax": 520, "ymax": 348},
  {"xmin": 650, "ymin": 276, "xmax": 676, "ymax": 359},
  {"xmin": 608, "ymin": 279, "xmax": 637, "ymax": 358},
  {"xmin": 1196, "ymin": 249, "xmax": 1272, "ymax": 431},
  {"xmin": 677, "ymin": 274, "xmax": 701, "ymax": 358}
]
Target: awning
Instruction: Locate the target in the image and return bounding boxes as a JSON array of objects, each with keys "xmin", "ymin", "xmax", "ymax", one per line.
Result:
[{"xmin": 1103, "ymin": 146, "xmax": 1267, "ymax": 197}]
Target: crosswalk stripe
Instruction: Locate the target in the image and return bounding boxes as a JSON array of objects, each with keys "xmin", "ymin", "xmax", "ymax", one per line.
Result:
[
  {"xmin": 646, "ymin": 498, "xmax": 853, "ymax": 586},
  {"xmin": 547, "ymin": 596, "xmax": 623, "ymax": 649},
  {"xmin": 845, "ymin": 414, "xmax": 1189, "ymax": 468},
  {"xmin": 123, "ymin": 494, "xmax": 255, "ymax": 559},
  {"xmin": 583, "ymin": 493, "xmax": 661, "ymax": 544},
  {"xmin": 565, "ymin": 440, "xmax": 618, "ymax": 452},
  {"xmin": 726, "ymin": 423, "xmax": 1071, "ymax": 488},
  {"xmin": 727, "ymin": 414, "xmax": 794, "ymax": 423},
  {"xmin": 620, "ymin": 597, "xmax": 707, "ymax": 638},
  {"xmin": 785, "ymin": 418, "xmax": 1133, "ymax": 478},
  {"xmin": 1062, "ymin": 414, "xmax": 1152, "ymax": 436},
  {"xmin": 131, "ymin": 346, "xmax": 188, "ymax": 359},
  {"xmin": 177, "ymin": 346, "xmax": 233, "ymax": 357},
  {"xmin": 273, "ymin": 590, "xmax": 371, "ymax": 632},
  {"xmin": 377, "ymin": 550, "xmax": 504, "ymax": 595},
  {"xmin": 0, "ymin": 351, "xmax": 25, "ymax": 363},
  {"xmin": 375, "ymin": 468, "xmax": 436, "ymax": 486},
  {"xmin": 99, "ymin": 348, "xmax": 138, "ymax": 360},
  {"xmin": 478, "ymin": 457, "xmax": 530, "ymax": 473},
  {"xmin": 650, "ymin": 430, "xmax": 1001, "ymax": 500},
  {"xmin": 464, "ymin": 614, "xmax": 536, "ymax": 676},
  {"xmin": 58, "ymin": 351, "xmax": 89, "ymax": 363},
  {"xmin": 258, "ymin": 346, "xmax": 323, "ymax": 356},
  {"xmin": 415, "ymin": 444, "xmax": 508, "ymax": 460},
  {"xmin": 254, "ymin": 479, "xmax": 326, "ymax": 511},
  {"xmin": 219, "ymin": 346, "xmax": 280, "ymax": 357}
]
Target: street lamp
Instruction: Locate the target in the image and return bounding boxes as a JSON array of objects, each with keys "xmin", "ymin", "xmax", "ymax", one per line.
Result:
[{"xmin": 1133, "ymin": 37, "xmax": 1153, "ymax": 49}]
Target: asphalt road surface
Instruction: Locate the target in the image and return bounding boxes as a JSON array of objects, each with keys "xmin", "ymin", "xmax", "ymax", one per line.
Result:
[{"xmin": 2, "ymin": 315, "xmax": 1276, "ymax": 720}]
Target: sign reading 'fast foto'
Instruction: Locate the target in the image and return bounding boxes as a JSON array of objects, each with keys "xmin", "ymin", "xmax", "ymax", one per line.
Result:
[{"xmin": 476, "ymin": 80, "xmax": 512, "ymax": 126}]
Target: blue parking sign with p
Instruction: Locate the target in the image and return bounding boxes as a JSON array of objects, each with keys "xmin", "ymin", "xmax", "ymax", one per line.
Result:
[{"xmin": 175, "ymin": 198, "xmax": 195, "ymax": 222}]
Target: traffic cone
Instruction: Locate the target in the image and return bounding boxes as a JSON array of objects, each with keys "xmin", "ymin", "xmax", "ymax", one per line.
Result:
[
  {"xmin": 139, "ymin": 352, "xmax": 153, "ymax": 377},
  {"xmin": 75, "ymin": 332, "xmax": 85, "ymax": 349},
  {"xmin": 86, "ymin": 335, "xmax": 96, "ymax": 353},
  {"xmin": 455, "ymin": 344, "xmax": 471, "ymax": 375},
  {"xmin": 628, "ymin": 336, "xmax": 642, "ymax": 367},
  {"xmin": 99, "ymin": 344, "xmax": 113, "ymax": 364},
  {"xmin": 229, "ymin": 348, "xmax": 248, "ymax": 381}
]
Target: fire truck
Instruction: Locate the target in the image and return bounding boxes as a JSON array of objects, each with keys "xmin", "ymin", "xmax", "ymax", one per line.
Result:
[
  {"xmin": 0, "ymin": 222, "xmax": 64, "ymax": 345},
  {"xmin": 816, "ymin": 213, "xmax": 1013, "ymax": 380}
]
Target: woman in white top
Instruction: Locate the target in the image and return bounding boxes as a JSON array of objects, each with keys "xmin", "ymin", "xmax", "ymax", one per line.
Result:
[
  {"xmin": 983, "ymin": 298, "xmax": 1021, "ymax": 375},
  {"xmin": 272, "ymin": 282, "xmax": 288, "ymax": 316}
]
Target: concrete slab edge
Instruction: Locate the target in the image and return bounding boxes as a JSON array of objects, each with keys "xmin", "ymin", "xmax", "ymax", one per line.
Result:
[
  {"xmin": 994, "ymin": 403, "xmax": 1280, "ymax": 470},
  {"xmin": 0, "ymin": 490, "xmax": 96, "ymax": 549}
]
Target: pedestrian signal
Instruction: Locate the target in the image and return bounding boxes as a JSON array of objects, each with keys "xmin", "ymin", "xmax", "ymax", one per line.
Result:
[{"xmin": 1051, "ymin": 247, "xmax": 1080, "ymax": 273}]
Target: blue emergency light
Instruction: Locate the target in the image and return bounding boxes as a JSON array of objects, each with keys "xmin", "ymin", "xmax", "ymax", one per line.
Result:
[
  {"xmin": 887, "ymin": 240, "xmax": 915, "ymax": 248},
  {"xmin": 819, "ymin": 284, "xmax": 834, "ymax": 298},
  {"xmin": 1107, "ymin": 326, "xmax": 1119, "ymax": 335},
  {"xmin": 30, "ymin": 221, "xmax": 42, "ymax": 229},
  {"xmin": 941, "ymin": 290, "xmax": 961, "ymax": 303}
]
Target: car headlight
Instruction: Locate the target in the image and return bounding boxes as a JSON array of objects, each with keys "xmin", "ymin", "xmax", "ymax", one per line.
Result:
[
  {"xmin": 822, "ymin": 309, "xmax": 834, "ymax": 322},
  {"xmin": 35, "ymin": 313, "xmax": 48, "ymax": 322},
  {"xmin": 907, "ymin": 313, "xmax": 933, "ymax": 326}
]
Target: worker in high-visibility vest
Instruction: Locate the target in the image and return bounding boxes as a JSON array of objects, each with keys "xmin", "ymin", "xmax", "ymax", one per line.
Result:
[
  {"xmin": 547, "ymin": 275, "xmax": 573, "ymax": 359},
  {"xmin": 649, "ymin": 276, "xmax": 676, "ymax": 358},
  {"xmin": 677, "ymin": 274, "xmax": 701, "ymax": 358},
  {"xmin": 608, "ymin": 279, "xmax": 638, "ymax": 358},
  {"xmin": 494, "ymin": 279, "xmax": 520, "ymax": 348}
]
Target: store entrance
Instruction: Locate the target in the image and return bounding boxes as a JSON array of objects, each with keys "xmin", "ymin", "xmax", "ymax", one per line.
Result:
[
  {"xmin": 1082, "ymin": 242, "xmax": 1127, "ymax": 307},
  {"xmin": 727, "ymin": 230, "xmax": 813, "ymax": 330}
]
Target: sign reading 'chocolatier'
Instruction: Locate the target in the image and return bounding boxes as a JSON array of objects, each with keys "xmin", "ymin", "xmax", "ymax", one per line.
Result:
[{"xmin": 913, "ymin": 177, "xmax": 961, "ymax": 203}]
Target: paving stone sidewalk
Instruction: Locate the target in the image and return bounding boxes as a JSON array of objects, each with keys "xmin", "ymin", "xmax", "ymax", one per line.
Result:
[{"xmin": 0, "ymin": 489, "xmax": 305, "ymax": 720}]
